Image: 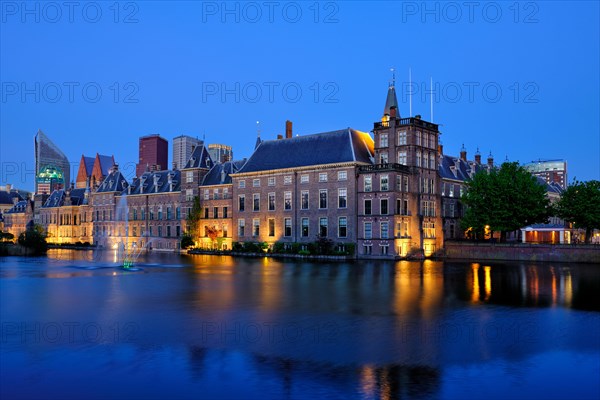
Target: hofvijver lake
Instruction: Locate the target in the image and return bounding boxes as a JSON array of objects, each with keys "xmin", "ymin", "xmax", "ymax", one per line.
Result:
[{"xmin": 1, "ymin": 250, "xmax": 599, "ymax": 399}]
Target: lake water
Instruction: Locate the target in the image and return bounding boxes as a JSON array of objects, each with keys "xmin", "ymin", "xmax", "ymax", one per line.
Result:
[{"xmin": 1, "ymin": 250, "xmax": 599, "ymax": 399}]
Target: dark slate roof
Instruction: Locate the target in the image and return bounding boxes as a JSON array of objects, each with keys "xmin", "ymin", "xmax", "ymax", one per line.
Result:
[
  {"xmin": 438, "ymin": 155, "xmax": 489, "ymax": 182},
  {"xmin": 254, "ymin": 136, "xmax": 262, "ymax": 150},
  {"xmin": 238, "ymin": 128, "xmax": 374, "ymax": 174},
  {"xmin": 83, "ymin": 156, "xmax": 95, "ymax": 175},
  {"xmin": 97, "ymin": 155, "xmax": 114, "ymax": 175},
  {"xmin": 383, "ymin": 84, "xmax": 399, "ymax": 117},
  {"xmin": 5, "ymin": 200, "xmax": 29, "ymax": 214},
  {"xmin": 96, "ymin": 170, "xmax": 129, "ymax": 193},
  {"xmin": 0, "ymin": 190, "xmax": 24, "ymax": 205},
  {"xmin": 201, "ymin": 159, "xmax": 247, "ymax": 186},
  {"xmin": 183, "ymin": 145, "xmax": 213, "ymax": 169},
  {"xmin": 127, "ymin": 170, "xmax": 181, "ymax": 195},
  {"xmin": 42, "ymin": 188, "xmax": 87, "ymax": 208}
]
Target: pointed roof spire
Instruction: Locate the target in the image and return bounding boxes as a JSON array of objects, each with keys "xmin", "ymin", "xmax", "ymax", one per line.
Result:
[
  {"xmin": 254, "ymin": 121, "xmax": 262, "ymax": 150},
  {"xmin": 383, "ymin": 69, "xmax": 400, "ymax": 118}
]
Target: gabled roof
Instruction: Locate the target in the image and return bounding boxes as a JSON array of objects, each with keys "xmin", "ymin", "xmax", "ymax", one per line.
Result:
[
  {"xmin": 237, "ymin": 128, "xmax": 374, "ymax": 174},
  {"xmin": 0, "ymin": 190, "xmax": 24, "ymax": 205},
  {"xmin": 96, "ymin": 170, "xmax": 129, "ymax": 193},
  {"xmin": 183, "ymin": 145, "xmax": 213, "ymax": 169},
  {"xmin": 82, "ymin": 156, "xmax": 95, "ymax": 175},
  {"xmin": 127, "ymin": 170, "xmax": 181, "ymax": 195},
  {"xmin": 5, "ymin": 200, "xmax": 29, "ymax": 214},
  {"xmin": 96, "ymin": 154, "xmax": 115, "ymax": 176},
  {"xmin": 201, "ymin": 159, "xmax": 247, "ymax": 186}
]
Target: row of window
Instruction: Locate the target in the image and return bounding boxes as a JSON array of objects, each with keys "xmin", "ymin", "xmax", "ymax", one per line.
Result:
[
  {"xmin": 378, "ymin": 130, "xmax": 436, "ymax": 149},
  {"xmin": 238, "ymin": 171, "xmax": 348, "ymax": 188},
  {"xmin": 238, "ymin": 189, "xmax": 348, "ymax": 212},
  {"xmin": 203, "ymin": 187, "xmax": 230, "ymax": 200},
  {"xmin": 237, "ymin": 217, "xmax": 348, "ymax": 238},
  {"xmin": 202, "ymin": 206, "xmax": 229, "ymax": 219},
  {"xmin": 377, "ymin": 150, "xmax": 437, "ymax": 169},
  {"xmin": 362, "ymin": 198, "xmax": 409, "ymax": 216},
  {"xmin": 90, "ymin": 207, "xmax": 181, "ymax": 222},
  {"xmin": 362, "ymin": 220, "xmax": 434, "ymax": 239}
]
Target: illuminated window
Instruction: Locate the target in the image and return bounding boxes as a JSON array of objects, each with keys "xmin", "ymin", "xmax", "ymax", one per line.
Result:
[
  {"xmin": 381, "ymin": 222, "xmax": 389, "ymax": 239},
  {"xmin": 398, "ymin": 130, "xmax": 407, "ymax": 145},
  {"xmin": 381, "ymin": 175, "xmax": 389, "ymax": 191},
  {"xmin": 364, "ymin": 176, "xmax": 372, "ymax": 192},
  {"xmin": 364, "ymin": 222, "xmax": 372, "ymax": 239},
  {"xmin": 380, "ymin": 133, "xmax": 388, "ymax": 147},
  {"xmin": 397, "ymin": 151, "xmax": 407, "ymax": 165}
]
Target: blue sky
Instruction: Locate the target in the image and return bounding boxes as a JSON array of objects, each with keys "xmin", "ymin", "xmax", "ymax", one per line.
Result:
[{"xmin": 1, "ymin": 1, "xmax": 599, "ymax": 190}]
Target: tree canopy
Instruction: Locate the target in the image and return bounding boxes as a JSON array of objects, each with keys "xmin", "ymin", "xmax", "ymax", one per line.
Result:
[
  {"xmin": 461, "ymin": 162, "xmax": 551, "ymax": 241},
  {"xmin": 556, "ymin": 180, "xmax": 600, "ymax": 243}
]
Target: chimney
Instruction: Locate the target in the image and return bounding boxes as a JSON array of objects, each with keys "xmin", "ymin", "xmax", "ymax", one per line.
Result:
[
  {"xmin": 487, "ymin": 152, "xmax": 494, "ymax": 168},
  {"xmin": 140, "ymin": 176, "xmax": 146, "ymax": 194},
  {"xmin": 438, "ymin": 144, "xmax": 443, "ymax": 156},
  {"xmin": 474, "ymin": 148, "xmax": 481, "ymax": 164},
  {"xmin": 460, "ymin": 144, "xmax": 467, "ymax": 162},
  {"xmin": 153, "ymin": 174, "xmax": 159, "ymax": 192},
  {"xmin": 277, "ymin": 134, "xmax": 283, "ymax": 140},
  {"xmin": 285, "ymin": 120, "xmax": 292, "ymax": 139},
  {"xmin": 5, "ymin": 184, "xmax": 11, "ymax": 192},
  {"xmin": 390, "ymin": 106, "xmax": 397, "ymax": 119},
  {"xmin": 172, "ymin": 162, "xmax": 177, "ymax": 171}
]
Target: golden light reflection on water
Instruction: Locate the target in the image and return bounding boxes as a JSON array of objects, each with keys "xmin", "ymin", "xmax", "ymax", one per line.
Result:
[
  {"xmin": 359, "ymin": 365, "xmax": 376, "ymax": 399},
  {"xmin": 393, "ymin": 260, "xmax": 444, "ymax": 317},
  {"xmin": 472, "ymin": 263, "xmax": 480, "ymax": 303},
  {"xmin": 484, "ymin": 266, "xmax": 492, "ymax": 301}
]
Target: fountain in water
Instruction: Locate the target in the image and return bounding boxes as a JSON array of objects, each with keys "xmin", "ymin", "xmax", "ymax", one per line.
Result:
[{"xmin": 114, "ymin": 195, "xmax": 145, "ymax": 270}]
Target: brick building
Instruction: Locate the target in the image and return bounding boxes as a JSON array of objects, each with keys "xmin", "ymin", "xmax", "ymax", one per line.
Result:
[{"xmin": 136, "ymin": 134, "xmax": 168, "ymax": 177}]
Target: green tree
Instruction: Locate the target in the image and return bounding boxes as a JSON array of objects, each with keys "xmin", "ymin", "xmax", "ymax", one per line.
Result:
[
  {"xmin": 180, "ymin": 234, "xmax": 194, "ymax": 249},
  {"xmin": 17, "ymin": 224, "xmax": 48, "ymax": 255},
  {"xmin": 556, "ymin": 180, "xmax": 600, "ymax": 244},
  {"xmin": 461, "ymin": 162, "xmax": 551, "ymax": 241},
  {"xmin": 186, "ymin": 196, "xmax": 202, "ymax": 240}
]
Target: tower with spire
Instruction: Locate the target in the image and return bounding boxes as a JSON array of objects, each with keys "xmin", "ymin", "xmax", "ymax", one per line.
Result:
[{"xmin": 360, "ymin": 71, "xmax": 443, "ymax": 258}]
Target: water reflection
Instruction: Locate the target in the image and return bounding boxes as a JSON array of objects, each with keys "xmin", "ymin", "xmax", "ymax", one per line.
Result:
[{"xmin": 1, "ymin": 252, "xmax": 599, "ymax": 399}]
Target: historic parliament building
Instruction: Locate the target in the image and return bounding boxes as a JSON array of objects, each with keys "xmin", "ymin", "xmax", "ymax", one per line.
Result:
[{"xmin": 2, "ymin": 81, "xmax": 514, "ymax": 259}]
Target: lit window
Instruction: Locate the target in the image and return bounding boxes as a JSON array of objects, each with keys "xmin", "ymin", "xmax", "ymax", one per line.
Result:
[{"xmin": 397, "ymin": 151, "xmax": 407, "ymax": 165}]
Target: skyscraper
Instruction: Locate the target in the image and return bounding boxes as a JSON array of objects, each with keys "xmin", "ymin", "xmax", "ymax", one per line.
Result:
[
  {"xmin": 524, "ymin": 159, "xmax": 568, "ymax": 189},
  {"xmin": 208, "ymin": 143, "xmax": 233, "ymax": 164},
  {"xmin": 136, "ymin": 134, "xmax": 168, "ymax": 177},
  {"xmin": 34, "ymin": 129, "xmax": 71, "ymax": 194},
  {"xmin": 173, "ymin": 135, "xmax": 202, "ymax": 170}
]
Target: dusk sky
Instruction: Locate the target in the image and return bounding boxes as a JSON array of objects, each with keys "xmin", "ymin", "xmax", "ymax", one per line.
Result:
[{"xmin": 1, "ymin": 1, "xmax": 599, "ymax": 190}]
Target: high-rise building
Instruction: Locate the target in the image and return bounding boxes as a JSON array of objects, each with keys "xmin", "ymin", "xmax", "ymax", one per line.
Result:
[
  {"xmin": 173, "ymin": 135, "xmax": 202, "ymax": 170},
  {"xmin": 524, "ymin": 159, "xmax": 568, "ymax": 189},
  {"xmin": 34, "ymin": 129, "xmax": 71, "ymax": 194},
  {"xmin": 136, "ymin": 134, "xmax": 168, "ymax": 177},
  {"xmin": 208, "ymin": 144, "xmax": 233, "ymax": 164}
]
